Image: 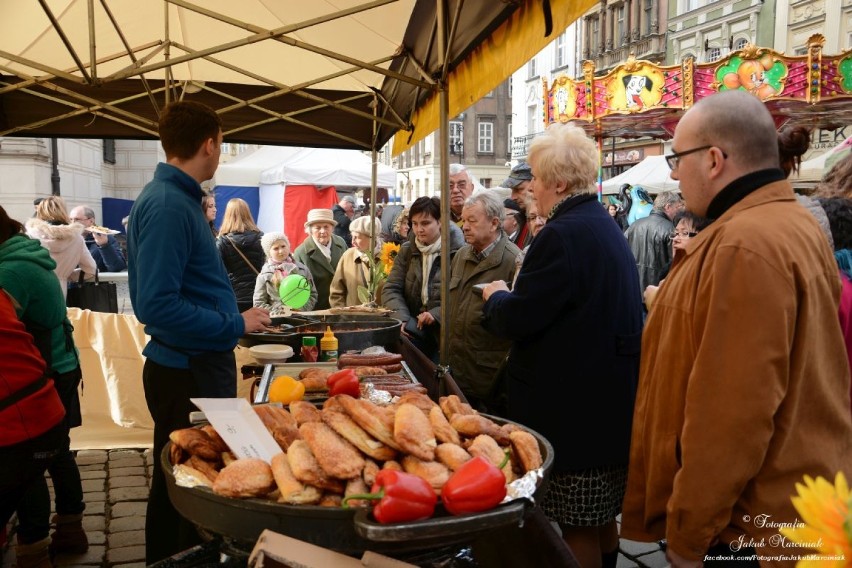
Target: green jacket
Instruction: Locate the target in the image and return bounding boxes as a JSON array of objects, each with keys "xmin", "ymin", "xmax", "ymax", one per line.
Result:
[
  {"xmin": 0, "ymin": 234, "xmax": 79, "ymax": 374},
  {"xmin": 293, "ymin": 234, "xmax": 347, "ymax": 310},
  {"xmin": 447, "ymin": 233, "xmax": 520, "ymax": 401}
]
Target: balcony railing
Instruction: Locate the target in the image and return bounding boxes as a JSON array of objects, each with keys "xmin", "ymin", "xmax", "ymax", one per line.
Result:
[
  {"xmin": 595, "ymin": 33, "xmax": 667, "ymax": 70},
  {"xmin": 512, "ymin": 133, "xmax": 540, "ymax": 159}
]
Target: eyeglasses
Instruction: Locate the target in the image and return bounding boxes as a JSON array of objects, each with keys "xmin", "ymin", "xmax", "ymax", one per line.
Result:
[
  {"xmin": 527, "ymin": 214, "xmax": 542, "ymax": 222},
  {"xmin": 670, "ymin": 230, "xmax": 698, "ymax": 239},
  {"xmin": 70, "ymin": 217, "xmax": 89, "ymax": 222},
  {"xmin": 665, "ymin": 145, "xmax": 728, "ymax": 170}
]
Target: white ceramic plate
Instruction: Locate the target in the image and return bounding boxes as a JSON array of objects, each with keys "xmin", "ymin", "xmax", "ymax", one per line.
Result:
[{"xmin": 249, "ymin": 344, "xmax": 294, "ymax": 364}]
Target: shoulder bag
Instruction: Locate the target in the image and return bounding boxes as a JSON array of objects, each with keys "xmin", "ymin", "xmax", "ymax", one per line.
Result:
[{"xmin": 66, "ymin": 269, "xmax": 118, "ymax": 313}]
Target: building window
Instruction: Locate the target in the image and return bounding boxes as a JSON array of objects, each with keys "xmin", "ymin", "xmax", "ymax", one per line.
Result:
[
  {"xmin": 450, "ymin": 121, "xmax": 464, "ymax": 155},
  {"xmin": 478, "ymin": 121, "xmax": 494, "ymax": 154},
  {"xmin": 527, "ymin": 58, "xmax": 537, "ymax": 79},
  {"xmin": 616, "ymin": 6, "xmax": 625, "ymax": 45},
  {"xmin": 734, "ymin": 37, "xmax": 748, "ymax": 51},
  {"xmin": 685, "ymin": 0, "xmax": 699, "ymax": 10},
  {"xmin": 591, "ymin": 18, "xmax": 600, "ymax": 52},
  {"xmin": 507, "ymin": 123, "xmax": 513, "ymax": 155},
  {"xmin": 555, "ymin": 32, "xmax": 568, "ymax": 68},
  {"xmin": 103, "ymin": 139, "xmax": 116, "ymax": 164},
  {"xmin": 794, "ymin": 46, "xmax": 808, "ymax": 56},
  {"xmin": 424, "ymin": 133, "xmax": 433, "ymax": 157},
  {"xmin": 707, "ymin": 46, "xmax": 721, "ymax": 62},
  {"xmin": 508, "ymin": 77, "xmax": 513, "ymax": 98},
  {"xmin": 481, "ymin": 178, "xmax": 492, "ymax": 188},
  {"xmin": 643, "ymin": 0, "xmax": 652, "ymax": 35},
  {"xmin": 527, "ymin": 106, "xmax": 538, "ymax": 134}
]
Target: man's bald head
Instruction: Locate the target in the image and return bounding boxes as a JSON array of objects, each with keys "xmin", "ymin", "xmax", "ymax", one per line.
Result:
[{"xmin": 690, "ymin": 90, "xmax": 779, "ymax": 173}]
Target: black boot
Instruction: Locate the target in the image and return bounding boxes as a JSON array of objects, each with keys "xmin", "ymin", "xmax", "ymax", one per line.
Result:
[{"xmin": 48, "ymin": 514, "xmax": 88, "ymax": 555}]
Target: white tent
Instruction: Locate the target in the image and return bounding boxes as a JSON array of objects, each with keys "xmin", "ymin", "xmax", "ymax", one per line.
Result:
[
  {"xmin": 601, "ymin": 155, "xmax": 678, "ymax": 195},
  {"xmin": 794, "ymin": 137, "xmax": 852, "ymax": 183}
]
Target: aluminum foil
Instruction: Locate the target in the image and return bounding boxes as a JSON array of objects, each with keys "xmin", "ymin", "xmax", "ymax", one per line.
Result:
[
  {"xmin": 503, "ymin": 468, "xmax": 543, "ymax": 504},
  {"xmin": 361, "ymin": 345, "xmax": 389, "ymax": 355},
  {"xmin": 173, "ymin": 464, "xmax": 212, "ymax": 489},
  {"xmin": 362, "ymin": 382, "xmax": 393, "ymax": 405}
]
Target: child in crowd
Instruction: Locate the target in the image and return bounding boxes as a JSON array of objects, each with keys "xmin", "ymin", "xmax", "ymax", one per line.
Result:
[{"xmin": 253, "ymin": 232, "xmax": 317, "ymax": 312}]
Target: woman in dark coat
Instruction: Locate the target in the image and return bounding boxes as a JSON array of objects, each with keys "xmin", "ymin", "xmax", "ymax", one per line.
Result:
[
  {"xmin": 216, "ymin": 198, "xmax": 264, "ymax": 312},
  {"xmin": 481, "ymin": 123, "xmax": 643, "ymax": 568},
  {"xmin": 382, "ymin": 197, "xmax": 464, "ymax": 360}
]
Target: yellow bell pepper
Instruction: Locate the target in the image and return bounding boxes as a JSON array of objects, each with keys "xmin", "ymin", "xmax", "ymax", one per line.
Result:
[{"xmin": 267, "ymin": 375, "xmax": 305, "ymax": 404}]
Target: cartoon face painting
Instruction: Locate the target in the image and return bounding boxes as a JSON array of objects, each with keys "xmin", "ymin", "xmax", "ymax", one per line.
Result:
[
  {"xmin": 623, "ymin": 74, "xmax": 653, "ymax": 110},
  {"xmin": 720, "ymin": 54, "xmax": 780, "ymax": 100}
]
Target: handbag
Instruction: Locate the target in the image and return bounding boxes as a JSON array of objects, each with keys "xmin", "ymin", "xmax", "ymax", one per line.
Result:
[{"xmin": 66, "ymin": 269, "xmax": 118, "ymax": 313}]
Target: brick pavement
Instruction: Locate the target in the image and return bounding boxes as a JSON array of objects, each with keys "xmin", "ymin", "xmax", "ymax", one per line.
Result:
[{"xmin": 1, "ymin": 449, "xmax": 667, "ymax": 568}]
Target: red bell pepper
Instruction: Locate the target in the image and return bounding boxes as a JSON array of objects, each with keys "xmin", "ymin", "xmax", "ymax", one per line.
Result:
[
  {"xmin": 441, "ymin": 453, "xmax": 509, "ymax": 515},
  {"xmin": 327, "ymin": 368, "xmax": 361, "ymax": 397},
  {"xmin": 342, "ymin": 469, "xmax": 437, "ymax": 523}
]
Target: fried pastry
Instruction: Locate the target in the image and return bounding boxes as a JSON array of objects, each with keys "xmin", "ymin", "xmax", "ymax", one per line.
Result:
[
  {"xmin": 435, "ymin": 443, "xmax": 473, "ymax": 471},
  {"xmin": 199, "ymin": 424, "xmax": 230, "ymax": 453},
  {"xmin": 319, "ymin": 494, "xmax": 343, "ymax": 507},
  {"xmin": 286, "ymin": 440, "xmax": 345, "ymax": 493},
  {"xmin": 509, "ymin": 430, "xmax": 543, "ymax": 473},
  {"xmin": 290, "ymin": 400, "xmax": 322, "ymax": 425},
  {"xmin": 254, "ymin": 404, "xmax": 297, "ymax": 432},
  {"xmin": 450, "ymin": 414, "xmax": 510, "ymax": 445},
  {"xmin": 272, "ymin": 424, "xmax": 300, "ymax": 452},
  {"xmin": 321, "ymin": 409, "xmax": 397, "ymax": 461},
  {"xmin": 439, "ymin": 395, "xmax": 476, "ymax": 420},
  {"xmin": 337, "ymin": 395, "xmax": 402, "ymax": 451},
  {"xmin": 322, "ymin": 395, "xmax": 346, "ymax": 413},
  {"xmin": 395, "ymin": 391, "xmax": 437, "ymax": 415},
  {"xmin": 401, "ymin": 455, "xmax": 450, "ymax": 493},
  {"xmin": 299, "ymin": 422, "xmax": 365, "ymax": 480},
  {"xmin": 187, "ymin": 455, "xmax": 220, "ymax": 483},
  {"xmin": 429, "ymin": 405, "xmax": 461, "ymax": 445},
  {"xmin": 393, "ymin": 403, "xmax": 437, "ymax": 461},
  {"xmin": 169, "ymin": 443, "xmax": 185, "ymax": 466},
  {"xmin": 270, "ymin": 452, "xmax": 322, "ymax": 505},
  {"xmin": 382, "ymin": 460, "xmax": 403, "ymax": 471},
  {"xmin": 212, "ymin": 458, "xmax": 275, "ymax": 498},
  {"xmin": 468, "ymin": 434, "xmax": 515, "ymax": 483},
  {"xmin": 169, "ymin": 428, "xmax": 220, "ymax": 460},
  {"xmin": 222, "ymin": 451, "xmax": 238, "ymax": 466},
  {"xmin": 344, "ymin": 477, "xmax": 370, "ymax": 507},
  {"xmin": 362, "ymin": 458, "xmax": 380, "ymax": 486},
  {"xmin": 299, "ymin": 367, "xmax": 332, "ymax": 391}
]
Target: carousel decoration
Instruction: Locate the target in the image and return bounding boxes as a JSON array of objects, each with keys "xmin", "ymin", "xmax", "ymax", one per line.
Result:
[{"xmin": 543, "ymin": 33, "xmax": 852, "ymax": 140}]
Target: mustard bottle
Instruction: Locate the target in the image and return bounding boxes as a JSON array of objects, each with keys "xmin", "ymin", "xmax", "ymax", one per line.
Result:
[{"xmin": 319, "ymin": 326, "xmax": 338, "ymax": 362}]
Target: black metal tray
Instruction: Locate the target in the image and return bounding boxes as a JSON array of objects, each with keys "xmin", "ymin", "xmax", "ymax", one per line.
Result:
[{"xmin": 162, "ymin": 415, "xmax": 554, "ymax": 556}]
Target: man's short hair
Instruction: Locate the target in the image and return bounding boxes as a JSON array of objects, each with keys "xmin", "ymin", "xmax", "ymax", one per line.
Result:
[
  {"xmin": 341, "ymin": 195, "xmax": 356, "ymax": 205},
  {"xmin": 464, "ymin": 191, "xmax": 505, "ymax": 223},
  {"xmin": 653, "ymin": 191, "xmax": 683, "ymax": 212},
  {"xmin": 76, "ymin": 206, "xmax": 95, "ymax": 221},
  {"xmin": 158, "ymin": 101, "xmax": 222, "ymax": 161}
]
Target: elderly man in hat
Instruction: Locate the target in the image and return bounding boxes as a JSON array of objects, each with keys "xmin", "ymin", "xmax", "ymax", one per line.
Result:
[
  {"xmin": 293, "ymin": 208, "xmax": 347, "ymax": 309},
  {"xmin": 501, "ymin": 163, "xmax": 533, "ymax": 247}
]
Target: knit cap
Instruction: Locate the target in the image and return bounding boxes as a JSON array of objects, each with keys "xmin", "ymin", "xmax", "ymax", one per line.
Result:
[{"xmin": 261, "ymin": 231, "xmax": 290, "ymax": 258}]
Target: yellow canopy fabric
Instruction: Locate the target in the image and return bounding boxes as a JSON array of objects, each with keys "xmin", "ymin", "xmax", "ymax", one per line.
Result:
[{"xmin": 393, "ymin": 0, "xmax": 596, "ymax": 155}]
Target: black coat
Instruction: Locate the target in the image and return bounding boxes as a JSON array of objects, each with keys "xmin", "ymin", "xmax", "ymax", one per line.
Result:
[
  {"xmin": 216, "ymin": 231, "xmax": 265, "ymax": 312},
  {"xmin": 482, "ymin": 194, "xmax": 643, "ymax": 472},
  {"xmin": 332, "ymin": 204, "xmax": 352, "ymax": 247}
]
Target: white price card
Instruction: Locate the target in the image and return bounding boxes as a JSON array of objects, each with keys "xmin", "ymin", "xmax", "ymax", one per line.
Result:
[{"xmin": 190, "ymin": 398, "xmax": 281, "ymax": 463}]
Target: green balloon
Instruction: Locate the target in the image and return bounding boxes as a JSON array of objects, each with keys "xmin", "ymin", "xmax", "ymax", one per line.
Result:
[{"xmin": 279, "ymin": 274, "xmax": 311, "ymax": 309}]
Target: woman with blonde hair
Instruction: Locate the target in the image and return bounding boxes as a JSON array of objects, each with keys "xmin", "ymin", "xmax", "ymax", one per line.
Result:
[
  {"xmin": 329, "ymin": 215, "xmax": 383, "ymax": 307},
  {"xmin": 480, "ymin": 123, "xmax": 643, "ymax": 568},
  {"xmin": 216, "ymin": 198, "xmax": 264, "ymax": 312},
  {"xmin": 25, "ymin": 195, "xmax": 96, "ymax": 298}
]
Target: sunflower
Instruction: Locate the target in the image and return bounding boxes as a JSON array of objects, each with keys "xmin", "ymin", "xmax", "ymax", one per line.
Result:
[
  {"xmin": 781, "ymin": 472, "xmax": 852, "ymax": 567},
  {"xmin": 379, "ymin": 242, "xmax": 401, "ymax": 275}
]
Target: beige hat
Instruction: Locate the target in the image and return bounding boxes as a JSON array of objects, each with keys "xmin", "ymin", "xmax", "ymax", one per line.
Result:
[
  {"xmin": 349, "ymin": 215, "xmax": 380, "ymax": 237},
  {"xmin": 303, "ymin": 208, "xmax": 338, "ymax": 229}
]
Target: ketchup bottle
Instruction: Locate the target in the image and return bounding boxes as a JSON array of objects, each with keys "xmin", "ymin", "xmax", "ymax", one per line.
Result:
[{"xmin": 301, "ymin": 336, "xmax": 318, "ymax": 363}]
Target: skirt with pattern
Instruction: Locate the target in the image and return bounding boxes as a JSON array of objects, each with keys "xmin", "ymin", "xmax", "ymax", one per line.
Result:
[{"xmin": 540, "ymin": 464, "xmax": 628, "ymax": 527}]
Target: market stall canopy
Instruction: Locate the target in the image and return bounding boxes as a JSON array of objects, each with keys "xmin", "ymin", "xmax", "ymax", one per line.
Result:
[
  {"xmin": 0, "ymin": 0, "xmax": 596, "ymax": 153},
  {"xmin": 601, "ymin": 155, "xmax": 678, "ymax": 195},
  {"xmin": 543, "ymin": 34, "xmax": 852, "ymax": 140}
]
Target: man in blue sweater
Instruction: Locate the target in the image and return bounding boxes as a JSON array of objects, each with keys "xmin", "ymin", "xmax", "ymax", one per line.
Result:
[
  {"xmin": 128, "ymin": 101, "xmax": 270, "ymax": 564},
  {"xmin": 69, "ymin": 205, "xmax": 127, "ymax": 272}
]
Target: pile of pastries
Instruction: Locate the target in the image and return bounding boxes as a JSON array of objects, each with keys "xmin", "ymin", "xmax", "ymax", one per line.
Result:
[{"xmin": 169, "ymin": 394, "xmax": 543, "ymax": 507}]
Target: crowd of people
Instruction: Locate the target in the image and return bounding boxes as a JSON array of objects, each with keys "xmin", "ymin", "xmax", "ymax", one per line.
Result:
[{"xmin": 3, "ymin": 92, "xmax": 852, "ymax": 568}]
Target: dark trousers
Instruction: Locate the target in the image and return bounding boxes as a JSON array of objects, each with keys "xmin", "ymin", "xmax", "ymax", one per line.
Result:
[
  {"xmin": 0, "ymin": 425, "xmax": 65, "ymax": 543},
  {"xmin": 143, "ymin": 359, "xmax": 205, "ymax": 564},
  {"xmin": 17, "ymin": 367, "xmax": 85, "ymax": 542}
]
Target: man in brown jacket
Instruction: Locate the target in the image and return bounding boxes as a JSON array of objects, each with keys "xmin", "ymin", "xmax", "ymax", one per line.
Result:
[
  {"xmin": 622, "ymin": 90, "xmax": 852, "ymax": 567},
  {"xmin": 447, "ymin": 191, "xmax": 520, "ymax": 412}
]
